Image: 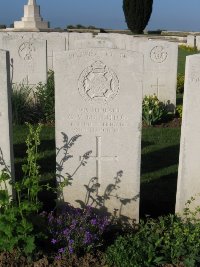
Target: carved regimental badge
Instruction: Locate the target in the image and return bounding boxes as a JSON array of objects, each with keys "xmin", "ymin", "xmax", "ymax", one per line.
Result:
[
  {"xmin": 150, "ymin": 46, "xmax": 168, "ymax": 63},
  {"xmin": 18, "ymin": 41, "xmax": 35, "ymax": 61},
  {"xmin": 78, "ymin": 61, "xmax": 119, "ymax": 103}
]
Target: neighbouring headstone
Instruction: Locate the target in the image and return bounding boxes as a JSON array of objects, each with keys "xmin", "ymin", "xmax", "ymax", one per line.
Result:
[
  {"xmin": 14, "ymin": 0, "xmax": 49, "ymax": 30},
  {"xmin": 140, "ymin": 40, "xmax": 178, "ymax": 110},
  {"xmin": 0, "ymin": 34, "xmax": 47, "ymax": 86},
  {"xmin": 187, "ymin": 35, "xmax": 196, "ymax": 48},
  {"xmin": 54, "ymin": 48, "xmax": 143, "ymax": 221},
  {"xmin": 176, "ymin": 54, "xmax": 200, "ymax": 213},
  {"xmin": 96, "ymin": 35, "xmax": 178, "ymax": 109},
  {"xmin": 0, "ymin": 50, "xmax": 14, "ymax": 195},
  {"xmin": 72, "ymin": 37, "xmax": 116, "ymax": 49},
  {"xmin": 195, "ymin": 36, "xmax": 200, "ymax": 51},
  {"xmin": 32, "ymin": 32, "xmax": 66, "ymax": 70},
  {"xmin": 68, "ymin": 32, "xmax": 93, "ymax": 49},
  {"xmin": 97, "ymin": 33, "xmax": 127, "ymax": 49}
]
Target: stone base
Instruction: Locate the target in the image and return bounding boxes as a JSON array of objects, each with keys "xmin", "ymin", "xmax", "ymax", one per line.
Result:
[{"xmin": 14, "ymin": 20, "xmax": 49, "ymax": 30}]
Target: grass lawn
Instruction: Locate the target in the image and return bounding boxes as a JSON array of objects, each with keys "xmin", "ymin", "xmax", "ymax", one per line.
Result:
[
  {"xmin": 13, "ymin": 125, "xmax": 181, "ymax": 217},
  {"xmin": 178, "ymin": 46, "xmax": 199, "ymax": 75}
]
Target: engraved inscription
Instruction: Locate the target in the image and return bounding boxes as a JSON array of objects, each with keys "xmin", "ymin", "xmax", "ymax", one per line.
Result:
[
  {"xmin": 67, "ymin": 107, "xmax": 128, "ymax": 134},
  {"xmin": 79, "ymin": 136, "xmax": 118, "ymax": 184},
  {"xmin": 18, "ymin": 42, "xmax": 35, "ymax": 61},
  {"xmin": 78, "ymin": 61, "xmax": 119, "ymax": 103},
  {"xmin": 190, "ymin": 66, "xmax": 200, "ymax": 83},
  {"xmin": 150, "ymin": 46, "xmax": 168, "ymax": 63}
]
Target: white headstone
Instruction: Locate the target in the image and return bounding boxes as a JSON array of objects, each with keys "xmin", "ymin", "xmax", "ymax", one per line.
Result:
[
  {"xmin": 54, "ymin": 48, "xmax": 143, "ymax": 221},
  {"xmin": 140, "ymin": 40, "xmax": 178, "ymax": 110},
  {"xmin": 1, "ymin": 34, "xmax": 47, "ymax": 86},
  {"xmin": 0, "ymin": 50, "xmax": 14, "ymax": 195},
  {"xmin": 14, "ymin": 0, "xmax": 49, "ymax": 30},
  {"xmin": 187, "ymin": 35, "xmax": 196, "ymax": 48},
  {"xmin": 72, "ymin": 37, "xmax": 116, "ymax": 49},
  {"xmin": 176, "ymin": 54, "xmax": 200, "ymax": 213},
  {"xmin": 95, "ymin": 35, "xmax": 178, "ymax": 109},
  {"xmin": 97, "ymin": 33, "xmax": 127, "ymax": 49},
  {"xmin": 32, "ymin": 32, "xmax": 66, "ymax": 70},
  {"xmin": 195, "ymin": 36, "xmax": 200, "ymax": 51},
  {"xmin": 68, "ymin": 33, "xmax": 93, "ymax": 49}
]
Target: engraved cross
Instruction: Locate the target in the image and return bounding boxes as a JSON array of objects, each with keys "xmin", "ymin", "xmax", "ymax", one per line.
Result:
[
  {"xmin": 151, "ymin": 78, "xmax": 165, "ymax": 97},
  {"xmin": 80, "ymin": 136, "xmax": 118, "ymax": 183}
]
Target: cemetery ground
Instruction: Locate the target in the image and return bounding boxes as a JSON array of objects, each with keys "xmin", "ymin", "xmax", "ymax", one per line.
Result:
[{"xmin": 2, "ymin": 45, "xmax": 200, "ymax": 266}]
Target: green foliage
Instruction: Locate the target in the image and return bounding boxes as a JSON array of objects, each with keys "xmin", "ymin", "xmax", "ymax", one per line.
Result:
[
  {"xmin": 123, "ymin": 0, "xmax": 153, "ymax": 34},
  {"xmin": 177, "ymin": 73, "xmax": 185, "ymax": 94},
  {"xmin": 35, "ymin": 70, "xmax": 55, "ymax": 124},
  {"xmin": 176, "ymin": 105, "xmax": 183, "ymax": 118},
  {"xmin": 142, "ymin": 94, "xmax": 167, "ymax": 126},
  {"xmin": 179, "ymin": 44, "xmax": 198, "ymax": 53},
  {"xmin": 12, "ymin": 84, "xmax": 37, "ymax": 125},
  {"xmin": 0, "ymin": 124, "xmax": 44, "ymax": 255},
  {"xmin": 12, "ymin": 71, "xmax": 55, "ymax": 125},
  {"xmin": 106, "ymin": 210, "xmax": 200, "ymax": 267}
]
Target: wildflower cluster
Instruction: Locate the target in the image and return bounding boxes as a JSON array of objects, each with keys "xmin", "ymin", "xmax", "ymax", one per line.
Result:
[
  {"xmin": 142, "ymin": 94, "xmax": 167, "ymax": 126},
  {"xmin": 43, "ymin": 205, "xmax": 109, "ymax": 259}
]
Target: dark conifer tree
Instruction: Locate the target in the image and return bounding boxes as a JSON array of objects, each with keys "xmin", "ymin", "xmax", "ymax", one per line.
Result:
[{"xmin": 123, "ymin": 0, "xmax": 153, "ymax": 34}]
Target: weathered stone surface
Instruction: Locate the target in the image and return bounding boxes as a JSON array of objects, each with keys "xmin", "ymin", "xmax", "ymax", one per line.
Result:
[
  {"xmin": 176, "ymin": 54, "xmax": 200, "ymax": 213},
  {"xmin": 95, "ymin": 35, "xmax": 178, "ymax": 109},
  {"xmin": 140, "ymin": 40, "xmax": 178, "ymax": 110},
  {"xmin": 72, "ymin": 37, "xmax": 116, "ymax": 49},
  {"xmin": 0, "ymin": 34, "xmax": 47, "ymax": 85},
  {"xmin": 54, "ymin": 48, "xmax": 143, "ymax": 221},
  {"xmin": 68, "ymin": 32, "xmax": 93, "ymax": 49},
  {"xmin": 195, "ymin": 36, "xmax": 200, "ymax": 51},
  {"xmin": 32, "ymin": 32, "xmax": 66, "ymax": 70},
  {"xmin": 0, "ymin": 50, "xmax": 14, "ymax": 195},
  {"xmin": 187, "ymin": 35, "xmax": 196, "ymax": 48}
]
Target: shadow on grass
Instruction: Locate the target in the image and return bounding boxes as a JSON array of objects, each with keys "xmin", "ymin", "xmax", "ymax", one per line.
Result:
[
  {"xmin": 141, "ymin": 140, "xmax": 154, "ymax": 149},
  {"xmin": 141, "ymin": 145, "xmax": 180, "ymax": 175},
  {"xmin": 140, "ymin": 172, "xmax": 178, "ymax": 218}
]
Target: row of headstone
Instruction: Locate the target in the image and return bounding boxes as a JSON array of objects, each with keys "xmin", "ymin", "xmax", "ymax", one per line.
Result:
[
  {"xmin": 0, "ymin": 32, "xmax": 93, "ymax": 85},
  {"xmin": 0, "ymin": 32, "xmax": 178, "ymax": 109},
  {"xmin": 187, "ymin": 35, "xmax": 200, "ymax": 51},
  {"xmin": 2, "ymin": 38, "xmax": 200, "ymax": 221}
]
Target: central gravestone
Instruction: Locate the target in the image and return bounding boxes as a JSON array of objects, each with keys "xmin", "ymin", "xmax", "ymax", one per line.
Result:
[
  {"xmin": 54, "ymin": 48, "xmax": 143, "ymax": 221},
  {"xmin": 0, "ymin": 50, "xmax": 14, "ymax": 195}
]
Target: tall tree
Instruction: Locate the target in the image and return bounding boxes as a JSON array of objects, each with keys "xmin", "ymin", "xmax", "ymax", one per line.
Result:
[{"xmin": 123, "ymin": 0, "xmax": 153, "ymax": 34}]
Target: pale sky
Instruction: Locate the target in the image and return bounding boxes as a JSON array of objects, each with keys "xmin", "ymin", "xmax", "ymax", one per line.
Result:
[{"xmin": 0, "ymin": 0, "xmax": 200, "ymax": 31}]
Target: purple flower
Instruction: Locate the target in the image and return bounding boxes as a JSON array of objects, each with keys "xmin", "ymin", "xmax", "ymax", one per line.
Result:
[
  {"xmin": 69, "ymin": 246, "xmax": 74, "ymax": 254},
  {"xmin": 84, "ymin": 231, "xmax": 93, "ymax": 244},
  {"xmin": 69, "ymin": 239, "xmax": 74, "ymax": 245},
  {"xmin": 91, "ymin": 218, "xmax": 97, "ymax": 225},
  {"xmin": 58, "ymin": 247, "xmax": 65, "ymax": 254},
  {"xmin": 51, "ymin": 238, "xmax": 57, "ymax": 244},
  {"xmin": 63, "ymin": 228, "xmax": 69, "ymax": 235}
]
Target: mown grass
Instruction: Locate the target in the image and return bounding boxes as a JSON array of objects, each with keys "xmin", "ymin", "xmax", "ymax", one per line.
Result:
[
  {"xmin": 140, "ymin": 128, "xmax": 181, "ymax": 218},
  {"xmin": 178, "ymin": 46, "xmax": 199, "ymax": 75}
]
